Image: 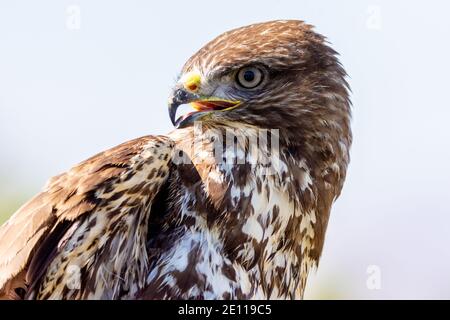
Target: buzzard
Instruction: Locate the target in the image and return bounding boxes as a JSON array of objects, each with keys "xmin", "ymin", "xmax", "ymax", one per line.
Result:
[{"xmin": 0, "ymin": 20, "xmax": 351, "ymax": 299}]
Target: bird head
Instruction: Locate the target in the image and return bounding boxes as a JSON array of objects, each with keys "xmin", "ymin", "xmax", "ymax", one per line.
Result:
[{"xmin": 168, "ymin": 20, "xmax": 351, "ymax": 145}]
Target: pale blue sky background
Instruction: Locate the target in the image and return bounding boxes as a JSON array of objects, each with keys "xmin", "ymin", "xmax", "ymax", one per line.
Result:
[{"xmin": 1, "ymin": 0, "xmax": 449, "ymax": 299}]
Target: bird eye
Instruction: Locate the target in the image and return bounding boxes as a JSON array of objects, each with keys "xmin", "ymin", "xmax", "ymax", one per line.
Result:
[{"xmin": 236, "ymin": 66, "xmax": 264, "ymax": 89}]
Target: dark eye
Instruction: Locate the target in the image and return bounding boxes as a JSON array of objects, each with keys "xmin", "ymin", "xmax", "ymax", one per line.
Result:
[{"xmin": 236, "ymin": 66, "xmax": 264, "ymax": 89}]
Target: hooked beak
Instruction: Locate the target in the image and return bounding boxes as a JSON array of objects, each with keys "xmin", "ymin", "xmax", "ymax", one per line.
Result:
[{"xmin": 168, "ymin": 87, "xmax": 241, "ymax": 128}]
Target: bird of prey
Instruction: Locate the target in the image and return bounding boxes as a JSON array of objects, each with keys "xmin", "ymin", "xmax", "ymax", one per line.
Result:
[{"xmin": 0, "ymin": 20, "xmax": 351, "ymax": 300}]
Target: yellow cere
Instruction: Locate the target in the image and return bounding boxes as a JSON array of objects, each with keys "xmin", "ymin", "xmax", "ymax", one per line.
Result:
[{"xmin": 182, "ymin": 72, "xmax": 202, "ymax": 93}]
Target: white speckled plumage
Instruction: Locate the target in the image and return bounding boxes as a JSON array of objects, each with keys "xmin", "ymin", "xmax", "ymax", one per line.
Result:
[{"xmin": 0, "ymin": 20, "xmax": 351, "ymax": 300}]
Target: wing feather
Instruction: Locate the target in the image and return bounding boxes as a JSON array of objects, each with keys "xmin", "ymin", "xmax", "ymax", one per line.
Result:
[{"xmin": 0, "ymin": 135, "xmax": 173, "ymax": 298}]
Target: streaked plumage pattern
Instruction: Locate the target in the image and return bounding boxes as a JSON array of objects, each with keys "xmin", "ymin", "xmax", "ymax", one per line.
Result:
[{"xmin": 0, "ymin": 20, "xmax": 351, "ymax": 300}]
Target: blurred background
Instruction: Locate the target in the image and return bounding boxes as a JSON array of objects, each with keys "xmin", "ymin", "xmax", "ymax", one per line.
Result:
[{"xmin": 1, "ymin": 0, "xmax": 449, "ymax": 299}]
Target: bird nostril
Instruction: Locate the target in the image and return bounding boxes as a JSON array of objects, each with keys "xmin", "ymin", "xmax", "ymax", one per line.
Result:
[
  {"xmin": 181, "ymin": 72, "xmax": 201, "ymax": 93},
  {"xmin": 187, "ymin": 84, "xmax": 198, "ymax": 92}
]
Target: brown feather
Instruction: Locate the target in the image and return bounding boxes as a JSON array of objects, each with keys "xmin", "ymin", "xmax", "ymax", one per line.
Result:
[{"xmin": 0, "ymin": 135, "xmax": 173, "ymax": 298}]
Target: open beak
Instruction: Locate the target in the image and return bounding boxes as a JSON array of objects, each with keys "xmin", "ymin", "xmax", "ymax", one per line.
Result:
[{"xmin": 168, "ymin": 88, "xmax": 240, "ymax": 128}]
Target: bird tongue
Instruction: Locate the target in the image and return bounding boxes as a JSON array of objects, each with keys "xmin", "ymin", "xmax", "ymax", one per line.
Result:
[
  {"xmin": 191, "ymin": 100, "xmax": 236, "ymax": 111},
  {"xmin": 174, "ymin": 100, "xmax": 239, "ymax": 126}
]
